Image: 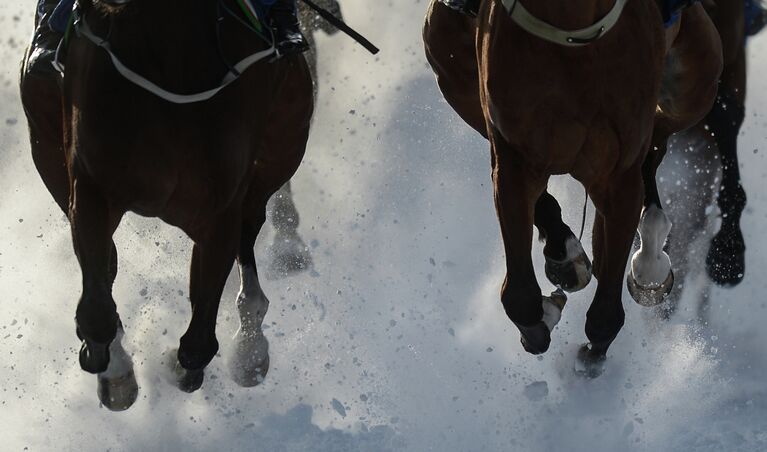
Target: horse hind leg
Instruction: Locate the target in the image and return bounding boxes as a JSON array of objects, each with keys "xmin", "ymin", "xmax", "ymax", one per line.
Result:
[
  {"xmin": 230, "ymin": 213, "xmax": 271, "ymax": 387},
  {"xmin": 266, "ymin": 181, "xmax": 313, "ymax": 280},
  {"xmin": 705, "ymin": 50, "xmax": 747, "ymax": 287},
  {"xmin": 535, "ymin": 190, "xmax": 592, "ymax": 293}
]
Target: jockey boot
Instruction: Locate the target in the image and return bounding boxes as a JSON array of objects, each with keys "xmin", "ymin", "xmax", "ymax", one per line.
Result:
[
  {"xmin": 271, "ymin": 0, "xmax": 309, "ymax": 56},
  {"xmin": 746, "ymin": 0, "xmax": 767, "ymax": 36},
  {"xmin": 440, "ymin": 0, "xmax": 480, "ymax": 17},
  {"xmin": 26, "ymin": 0, "xmax": 65, "ymax": 76}
]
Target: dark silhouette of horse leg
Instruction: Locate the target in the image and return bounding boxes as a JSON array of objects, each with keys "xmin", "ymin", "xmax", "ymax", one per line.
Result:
[
  {"xmin": 20, "ymin": 48, "xmax": 120, "ymax": 288},
  {"xmin": 69, "ymin": 169, "xmax": 130, "ymax": 394},
  {"xmin": 579, "ymin": 167, "xmax": 643, "ymax": 377},
  {"xmin": 705, "ymin": 47, "xmax": 747, "ymax": 286},
  {"xmin": 176, "ymin": 209, "xmax": 241, "ymax": 393},
  {"xmin": 490, "ymin": 129, "xmax": 553, "ymax": 355},
  {"xmin": 534, "ymin": 191, "xmax": 592, "ymax": 293}
]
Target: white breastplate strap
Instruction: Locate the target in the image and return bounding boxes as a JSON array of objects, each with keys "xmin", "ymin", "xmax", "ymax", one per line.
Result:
[
  {"xmin": 74, "ymin": 17, "xmax": 276, "ymax": 104},
  {"xmin": 501, "ymin": 0, "xmax": 628, "ymax": 47}
]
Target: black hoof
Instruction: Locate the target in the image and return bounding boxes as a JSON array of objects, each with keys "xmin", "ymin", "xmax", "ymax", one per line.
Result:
[
  {"xmin": 544, "ymin": 243, "xmax": 592, "ymax": 293},
  {"xmin": 79, "ymin": 338, "xmax": 111, "ymax": 374},
  {"xmin": 98, "ymin": 370, "xmax": 139, "ymax": 411},
  {"xmin": 574, "ymin": 343, "xmax": 606, "ymax": 378},
  {"xmin": 174, "ymin": 363, "xmax": 205, "ymax": 393},
  {"xmin": 706, "ymin": 228, "xmax": 745, "ymax": 287},
  {"xmin": 514, "ymin": 321, "xmax": 551, "ymax": 355},
  {"xmin": 627, "ymin": 269, "xmax": 674, "ymax": 307}
]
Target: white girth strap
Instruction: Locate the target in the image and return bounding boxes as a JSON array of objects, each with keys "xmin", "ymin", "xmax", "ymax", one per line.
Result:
[
  {"xmin": 501, "ymin": 0, "xmax": 628, "ymax": 47},
  {"xmin": 73, "ymin": 17, "xmax": 276, "ymax": 104}
]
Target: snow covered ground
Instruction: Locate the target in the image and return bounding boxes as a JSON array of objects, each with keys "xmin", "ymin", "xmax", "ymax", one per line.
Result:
[{"xmin": 1, "ymin": 1, "xmax": 767, "ymax": 451}]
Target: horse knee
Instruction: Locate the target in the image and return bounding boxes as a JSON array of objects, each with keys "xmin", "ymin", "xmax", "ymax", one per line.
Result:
[
  {"xmin": 585, "ymin": 304, "xmax": 625, "ymax": 347},
  {"xmin": 178, "ymin": 333, "xmax": 219, "ymax": 371}
]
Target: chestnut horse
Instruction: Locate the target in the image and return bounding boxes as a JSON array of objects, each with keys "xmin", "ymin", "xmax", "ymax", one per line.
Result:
[
  {"xmin": 20, "ymin": 0, "xmax": 313, "ymax": 409},
  {"xmin": 424, "ymin": 0, "xmax": 722, "ymax": 373}
]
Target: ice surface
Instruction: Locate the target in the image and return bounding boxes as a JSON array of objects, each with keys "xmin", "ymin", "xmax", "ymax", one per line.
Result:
[{"xmin": 1, "ymin": 1, "xmax": 767, "ymax": 451}]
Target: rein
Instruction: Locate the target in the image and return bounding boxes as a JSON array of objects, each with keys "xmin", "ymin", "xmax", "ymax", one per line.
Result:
[{"xmin": 501, "ymin": 0, "xmax": 628, "ymax": 46}]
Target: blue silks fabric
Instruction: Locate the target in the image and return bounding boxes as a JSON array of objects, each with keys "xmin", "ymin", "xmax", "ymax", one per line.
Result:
[{"xmin": 47, "ymin": 0, "xmax": 75, "ymax": 33}]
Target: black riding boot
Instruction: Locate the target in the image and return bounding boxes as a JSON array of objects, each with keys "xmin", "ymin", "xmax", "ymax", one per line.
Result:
[
  {"xmin": 27, "ymin": 0, "xmax": 65, "ymax": 76},
  {"xmin": 270, "ymin": 0, "xmax": 309, "ymax": 56},
  {"xmin": 440, "ymin": 0, "xmax": 481, "ymax": 17}
]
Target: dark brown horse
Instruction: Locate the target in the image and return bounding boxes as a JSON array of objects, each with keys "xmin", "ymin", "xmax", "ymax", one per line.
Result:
[
  {"xmin": 20, "ymin": 0, "xmax": 313, "ymax": 410},
  {"xmin": 424, "ymin": 0, "xmax": 722, "ymax": 373}
]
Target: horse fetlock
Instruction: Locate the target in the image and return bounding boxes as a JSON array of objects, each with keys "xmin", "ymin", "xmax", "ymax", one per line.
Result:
[
  {"xmin": 717, "ymin": 183, "xmax": 747, "ymax": 218},
  {"xmin": 514, "ymin": 321, "xmax": 551, "ymax": 355},
  {"xmin": 177, "ymin": 334, "xmax": 219, "ymax": 371},
  {"xmin": 585, "ymin": 308, "xmax": 625, "ymax": 348},
  {"xmin": 79, "ymin": 337, "xmax": 111, "ymax": 374}
]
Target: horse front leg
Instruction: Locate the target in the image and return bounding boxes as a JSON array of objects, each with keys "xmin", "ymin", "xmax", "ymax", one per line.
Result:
[
  {"xmin": 175, "ymin": 208, "xmax": 241, "ymax": 393},
  {"xmin": 70, "ymin": 169, "xmax": 136, "ymax": 410},
  {"xmin": 579, "ymin": 167, "xmax": 643, "ymax": 377},
  {"xmin": 491, "ymin": 131, "xmax": 563, "ymax": 355},
  {"xmin": 705, "ymin": 47, "xmax": 747, "ymax": 287}
]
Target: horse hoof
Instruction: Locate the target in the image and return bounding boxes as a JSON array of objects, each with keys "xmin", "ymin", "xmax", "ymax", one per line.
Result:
[
  {"xmin": 230, "ymin": 330, "xmax": 270, "ymax": 387},
  {"xmin": 174, "ymin": 363, "xmax": 204, "ymax": 393},
  {"xmin": 514, "ymin": 321, "xmax": 551, "ymax": 355},
  {"xmin": 574, "ymin": 344, "xmax": 606, "ymax": 378},
  {"xmin": 706, "ymin": 228, "xmax": 745, "ymax": 287},
  {"xmin": 98, "ymin": 370, "xmax": 139, "ymax": 411},
  {"xmin": 266, "ymin": 233, "xmax": 313, "ymax": 280},
  {"xmin": 626, "ymin": 269, "xmax": 674, "ymax": 307},
  {"xmin": 544, "ymin": 237, "xmax": 592, "ymax": 292}
]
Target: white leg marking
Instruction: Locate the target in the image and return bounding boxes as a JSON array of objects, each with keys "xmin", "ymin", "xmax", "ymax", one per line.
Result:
[
  {"xmin": 631, "ymin": 205, "xmax": 673, "ymax": 287},
  {"xmin": 100, "ymin": 328, "xmax": 133, "ymax": 380},
  {"xmin": 230, "ymin": 264, "xmax": 270, "ymax": 386}
]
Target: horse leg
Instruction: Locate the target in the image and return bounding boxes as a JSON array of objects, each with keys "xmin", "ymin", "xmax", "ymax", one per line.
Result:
[
  {"xmin": 705, "ymin": 47, "xmax": 747, "ymax": 286},
  {"xmin": 70, "ymin": 170, "xmax": 135, "ymax": 409},
  {"xmin": 230, "ymin": 184, "xmax": 274, "ymax": 387},
  {"xmin": 266, "ymin": 180, "xmax": 312, "ymax": 279},
  {"xmin": 175, "ymin": 209, "xmax": 241, "ymax": 392},
  {"xmin": 491, "ymin": 130, "xmax": 563, "ymax": 355},
  {"xmin": 578, "ymin": 168, "xmax": 643, "ymax": 377},
  {"xmin": 21, "ymin": 50, "xmax": 120, "ymax": 288},
  {"xmin": 626, "ymin": 136, "xmax": 674, "ymax": 307},
  {"xmin": 535, "ymin": 190, "xmax": 592, "ymax": 293}
]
